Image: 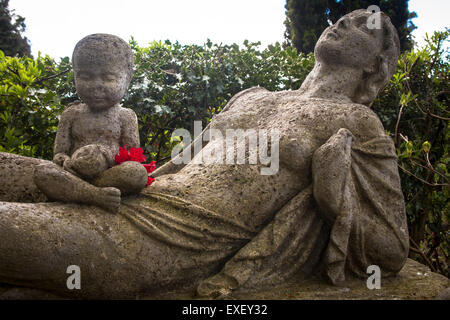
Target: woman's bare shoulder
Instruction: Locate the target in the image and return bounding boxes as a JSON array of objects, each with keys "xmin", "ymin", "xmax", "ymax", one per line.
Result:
[{"xmin": 222, "ymin": 86, "xmax": 270, "ymax": 112}]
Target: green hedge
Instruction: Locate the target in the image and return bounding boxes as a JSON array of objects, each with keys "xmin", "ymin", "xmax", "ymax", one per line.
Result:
[
  {"xmin": 125, "ymin": 39, "xmax": 314, "ymax": 161},
  {"xmin": 0, "ymin": 31, "xmax": 448, "ymax": 277}
]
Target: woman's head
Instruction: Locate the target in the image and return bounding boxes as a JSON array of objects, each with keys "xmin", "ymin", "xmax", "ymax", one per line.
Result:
[{"xmin": 314, "ymin": 9, "xmax": 400, "ymax": 105}]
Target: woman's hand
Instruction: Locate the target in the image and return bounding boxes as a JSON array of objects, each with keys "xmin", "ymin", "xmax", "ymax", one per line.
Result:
[
  {"xmin": 62, "ymin": 157, "xmax": 78, "ymax": 176},
  {"xmin": 312, "ymin": 128, "xmax": 354, "ymax": 225}
]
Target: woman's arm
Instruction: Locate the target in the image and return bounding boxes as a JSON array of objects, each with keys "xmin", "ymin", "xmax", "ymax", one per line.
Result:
[{"xmin": 312, "ymin": 122, "xmax": 409, "ymax": 283}]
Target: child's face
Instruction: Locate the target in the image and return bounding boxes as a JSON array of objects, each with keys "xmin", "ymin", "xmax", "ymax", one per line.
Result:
[{"xmin": 74, "ymin": 64, "xmax": 129, "ymax": 111}]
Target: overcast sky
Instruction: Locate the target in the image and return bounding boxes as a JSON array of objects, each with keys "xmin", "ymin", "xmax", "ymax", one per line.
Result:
[{"xmin": 8, "ymin": 0, "xmax": 450, "ymax": 59}]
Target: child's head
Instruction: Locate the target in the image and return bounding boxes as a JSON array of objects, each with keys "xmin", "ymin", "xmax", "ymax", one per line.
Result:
[{"xmin": 72, "ymin": 34, "xmax": 134, "ymax": 110}]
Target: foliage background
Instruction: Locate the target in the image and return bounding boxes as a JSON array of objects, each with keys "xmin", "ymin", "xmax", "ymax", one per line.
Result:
[
  {"xmin": 0, "ymin": 0, "xmax": 31, "ymax": 57},
  {"xmin": 0, "ymin": 31, "xmax": 448, "ymax": 278}
]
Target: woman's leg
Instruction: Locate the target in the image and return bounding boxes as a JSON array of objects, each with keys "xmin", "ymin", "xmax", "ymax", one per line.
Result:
[
  {"xmin": 0, "ymin": 152, "xmax": 48, "ymax": 203},
  {"xmin": 0, "ymin": 201, "xmax": 198, "ymax": 299}
]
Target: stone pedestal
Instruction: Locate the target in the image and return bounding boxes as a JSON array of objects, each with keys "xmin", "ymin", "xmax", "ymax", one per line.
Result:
[{"xmin": 153, "ymin": 259, "xmax": 450, "ymax": 300}]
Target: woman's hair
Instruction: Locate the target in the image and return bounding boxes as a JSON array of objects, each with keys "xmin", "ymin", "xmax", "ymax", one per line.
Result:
[
  {"xmin": 348, "ymin": 9, "xmax": 400, "ymax": 106},
  {"xmin": 351, "ymin": 9, "xmax": 400, "ymax": 88},
  {"xmin": 72, "ymin": 33, "xmax": 134, "ymax": 83}
]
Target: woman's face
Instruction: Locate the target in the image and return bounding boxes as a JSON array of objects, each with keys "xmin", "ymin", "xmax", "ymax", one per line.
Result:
[{"xmin": 315, "ymin": 12, "xmax": 384, "ymax": 69}]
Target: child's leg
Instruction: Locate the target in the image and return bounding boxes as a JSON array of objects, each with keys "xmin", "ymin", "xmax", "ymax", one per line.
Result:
[
  {"xmin": 92, "ymin": 161, "xmax": 148, "ymax": 196},
  {"xmin": 34, "ymin": 162, "xmax": 121, "ymax": 213}
]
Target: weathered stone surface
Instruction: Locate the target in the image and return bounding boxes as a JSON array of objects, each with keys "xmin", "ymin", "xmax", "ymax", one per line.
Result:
[
  {"xmin": 151, "ymin": 259, "xmax": 450, "ymax": 300},
  {"xmin": 0, "ymin": 152, "xmax": 48, "ymax": 203},
  {"xmin": 435, "ymin": 287, "xmax": 450, "ymax": 300},
  {"xmin": 0, "ymin": 285, "xmax": 63, "ymax": 300},
  {"xmin": 2, "ymin": 259, "xmax": 446, "ymax": 300},
  {"xmin": 0, "ymin": 11, "xmax": 433, "ymax": 300}
]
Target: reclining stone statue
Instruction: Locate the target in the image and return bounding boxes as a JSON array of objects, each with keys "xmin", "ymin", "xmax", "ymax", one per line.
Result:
[{"xmin": 0, "ymin": 9, "xmax": 409, "ymax": 299}]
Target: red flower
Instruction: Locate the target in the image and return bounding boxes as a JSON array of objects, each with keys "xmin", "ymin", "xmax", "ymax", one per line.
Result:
[
  {"xmin": 146, "ymin": 176, "xmax": 155, "ymax": 186},
  {"xmin": 114, "ymin": 145, "xmax": 147, "ymax": 164},
  {"xmin": 114, "ymin": 145, "xmax": 130, "ymax": 164},
  {"xmin": 114, "ymin": 146, "xmax": 156, "ymax": 187},
  {"xmin": 143, "ymin": 161, "xmax": 156, "ymax": 186},
  {"xmin": 129, "ymin": 147, "xmax": 147, "ymax": 163},
  {"xmin": 143, "ymin": 161, "xmax": 156, "ymax": 173}
]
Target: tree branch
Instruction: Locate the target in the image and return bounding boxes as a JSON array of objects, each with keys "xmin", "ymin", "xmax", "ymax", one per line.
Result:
[
  {"xmin": 409, "ymin": 237, "xmax": 437, "ymax": 272},
  {"xmin": 394, "ymin": 103, "xmax": 405, "ymax": 146},
  {"xmin": 398, "ymin": 164, "xmax": 448, "ymax": 187},
  {"xmin": 411, "ymin": 159, "xmax": 450, "ymax": 185},
  {"xmin": 35, "ymin": 69, "xmax": 70, "ymax": 84}
]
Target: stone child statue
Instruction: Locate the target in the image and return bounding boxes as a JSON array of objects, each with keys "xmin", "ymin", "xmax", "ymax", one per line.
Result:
[{"xmin": 34, "ymin": 34, "xmax": 148, "ymax": 213}]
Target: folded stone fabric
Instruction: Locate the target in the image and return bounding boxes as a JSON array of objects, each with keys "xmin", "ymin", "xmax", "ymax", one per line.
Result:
[
  {"xmin": 196, "ymin": 129, "xmax": 409, "ymax": 296},
  {"xmin": 313, "ymin": 130, "xmax": 409, "ymax": 284}
]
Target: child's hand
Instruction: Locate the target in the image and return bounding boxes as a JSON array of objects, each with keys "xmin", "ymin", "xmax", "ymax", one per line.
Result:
[
  {"xmin": 53, "ymin": 153, "xmax": 71, "ymax": 167},
  {"xmin": 62, "ymin": 158, "xmax": 78, "ymax": 176}
]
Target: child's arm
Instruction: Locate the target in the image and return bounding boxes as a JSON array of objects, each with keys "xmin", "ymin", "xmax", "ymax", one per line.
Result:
[
  {"xmin": 120, "ymin": 107, "xmax": 140, "ymax": 148},
  {"xmin": 53, "ymin": 106, "xmax": 75, "ymax": 166}
]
